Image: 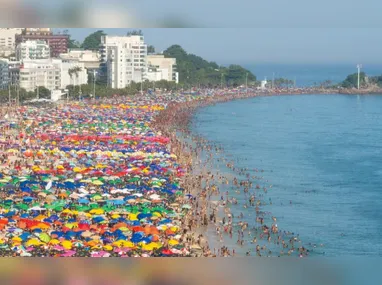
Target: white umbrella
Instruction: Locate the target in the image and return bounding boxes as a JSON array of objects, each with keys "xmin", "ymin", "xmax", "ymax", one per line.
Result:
[{"xmin": 45, "ymin": 181, "xmax": 53, "ymax": 190}]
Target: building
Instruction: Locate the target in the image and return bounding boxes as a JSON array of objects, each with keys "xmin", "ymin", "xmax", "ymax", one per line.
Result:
[
  {"xmin": 16, "ymin": 28, "xmax": 69, "ymax": 58},
  {"xmin": 16, "ymin": 40, "xmax": 50, "ymax": 61},
  {"xmin": 100, "ymin": 35, "xmax": 147, "ymax": 89},
  {"xmin": 0, "ymin": 58, "xmax": 21, "ymax": 87},
  {"xmin": 19, "ymin": 58, "xmax": 88, "ymax": 92},
  {"xmin": 147, "ymin": 54, "xmax": 178, "ymax": 83},
  {"xmin": 55, "ymin": 59, "xmax": 88, "ymax": 89},
  {"xmin": 59, "ymin": 49, "xmax": 100, "ymax": 70},
  {"xmin": 0, "ymin": 60, "xmax": 9, "ymax": 89},
  {"xmin": 0, "ymin": 28, "xmax": 23, "ymax": 57},
  {"xmin": 19, "ymin": 59, "xmax": 61, "ymax": 92}
]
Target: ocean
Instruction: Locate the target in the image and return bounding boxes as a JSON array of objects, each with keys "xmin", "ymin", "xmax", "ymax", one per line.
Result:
[
  {"xmin": 245, "ymin": 63, "xmax": 382, "ymax": 87},
  {"xmin": 192, "ymin": 94, "xmax": 382, "ymax": 257}
]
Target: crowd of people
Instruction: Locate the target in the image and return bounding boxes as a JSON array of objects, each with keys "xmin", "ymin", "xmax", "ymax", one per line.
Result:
[{"xmin": 0, "ymin": 89, "xmax": 314, "ymax": 257}]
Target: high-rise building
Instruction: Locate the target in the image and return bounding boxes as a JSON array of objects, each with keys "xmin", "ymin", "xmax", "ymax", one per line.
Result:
[
  {"xmin": 16, "ymin": 40, "xmax": 50, "ymax": 61},
  {"xmin": 100, "ymin": 35, "xmax": 147, "ymax": 89},
  {"xmin": 0, "ymin": 60, "xmax": 9, "ymax": 90},
  {"xmin": 16, "ymin": 28, "xmax": 69, "ymax": 58},
  {"xmin": 0, "ymin": 28, "xmax": 23, "ymax": 57},
  {"xmin": 147, "ymin": 54, "xmax": 178, "ymax": 83}
]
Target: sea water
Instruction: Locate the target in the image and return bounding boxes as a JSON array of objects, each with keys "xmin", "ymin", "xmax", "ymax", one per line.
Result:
[
  {"xmin": 246, "ymin": 63, "xmax": 382, "ymax": 87},
  {"xmin": 192, "ymin": 94, "xmax": 382, "ymax": 257}
]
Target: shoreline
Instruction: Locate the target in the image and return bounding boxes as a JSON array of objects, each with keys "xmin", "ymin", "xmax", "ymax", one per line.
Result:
[{"xmin": 153, "ymin": 88, "xmax": 375, "ymax": 257}]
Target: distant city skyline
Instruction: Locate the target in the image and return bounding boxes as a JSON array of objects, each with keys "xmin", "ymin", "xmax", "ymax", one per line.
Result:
[{"xmin": 57, "ymin": 28, "xmax": 382, "ymax": 66}]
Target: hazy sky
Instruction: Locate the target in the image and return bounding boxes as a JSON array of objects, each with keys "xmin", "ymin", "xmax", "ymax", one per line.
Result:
[{"xmin": 62, "ymin": 28, "xmax": 382, "ymax": 65}]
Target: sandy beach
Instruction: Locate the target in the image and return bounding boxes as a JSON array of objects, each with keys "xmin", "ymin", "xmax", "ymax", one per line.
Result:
[{"xmin": 0, "ymin": 87, "xmax": 379, "ymax": 257}]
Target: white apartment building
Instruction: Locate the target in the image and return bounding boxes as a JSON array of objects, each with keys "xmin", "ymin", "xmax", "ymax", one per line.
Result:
[
  {"xmin": 57, "ymin": 59, "xmax": 88, "ymax": 89},
  {"xmin": 16, "ymin": 40, "xmax": 50, "ymax": 61},
  {"xmin": 0, "ymin": 28, "xmax": 22, "ymax": 56},
  {"xmin": 19, "ymin": 60, "xmax": 61, "ymax": 92},
  {"xmin": 101, "ymin": 35, "xmax": 147, "ymax": 89},
  {"xmin": 19, "ymin": 58, "xmax": 88, "ymax": 92},
  {"xmin": 147, "ymin": 54, "xmax": 178, "ymax": 83},
  {"xmin": 59, "ymin": 49, "xmax": 100, "ymax": 70}
]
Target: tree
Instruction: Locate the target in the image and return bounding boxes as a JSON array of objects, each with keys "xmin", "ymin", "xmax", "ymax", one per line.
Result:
[
  {"xmin": 126, "ymin": 30, "xmax": 143, "ymax": 36},
  {"xmin": 57, "ymin": 29, "xmax": 80, "ymax": 49},
  {"xmin": 163, "ymin": 45, "xmax": 256, "ymax": 87},
  {"xmin": 147, "ymin": 45, "xmax": 155, "ymax": 54},
  {"xmin": 81, "ymin": 30, "xmax": 106, "ymax": 50},
  {"xmin": 35, "ymin": 87, "xmax": 51, "ymax": 99},
  {"xmin": 342, "ymin": 72, "xmax": 366, "ymax": 88}
]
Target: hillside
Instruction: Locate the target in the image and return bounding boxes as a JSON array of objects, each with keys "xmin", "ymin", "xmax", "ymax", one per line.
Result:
[{"xmin": 163, "ymin": 45, "xmax": 256, "ymax": 87}]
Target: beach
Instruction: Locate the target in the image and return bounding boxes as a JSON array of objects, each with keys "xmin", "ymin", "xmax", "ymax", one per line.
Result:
[{"xmin": 0, "ymin": 87, "xmax": 379, "ymax": 257}]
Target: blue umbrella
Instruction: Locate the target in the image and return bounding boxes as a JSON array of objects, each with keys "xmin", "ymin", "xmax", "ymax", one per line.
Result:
[
  {"xmin": 93, "ymin": 216, "xmax": 105, "ymax": 223},
  {"xmin": 19, "ymin": 232, "xmax": 31, "ymax": 241},
  {"xmin": 78, "ymin": 198, "xmax": 90, "ymax": 204},
  {"xmin": 23, "ymin": 197, "xmax": 34, "ymax": 202}
]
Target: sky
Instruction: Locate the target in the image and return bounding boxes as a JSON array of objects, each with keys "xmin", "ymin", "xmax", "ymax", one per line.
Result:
[{"xmin": 61, "ymin": 28, "xmax": 382, "ymax": 66}]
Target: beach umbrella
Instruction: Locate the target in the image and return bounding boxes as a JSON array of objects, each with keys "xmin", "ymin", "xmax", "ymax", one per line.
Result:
[
  {"xmin": 78, "ymin": 198, "xmax": 90, "ymax": 204},
  {"xmin": 39, "ymin": 233, "xmax": 51, "ymax": 243}
]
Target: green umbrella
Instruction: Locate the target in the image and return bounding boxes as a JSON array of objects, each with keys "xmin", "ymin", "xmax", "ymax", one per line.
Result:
[
  {"xmin": 16, "ymin": 203, "xmax": 29, "ymax": 210},
  {"xmin": 76, "ymin": 206, "xmax": 90, "ymax": 212},
  {"xmin": 39, "ymin": 233, "xmax": 51, "ymax": 243},
  {"xmin": 89, "ymin": 203, "xmax": 99, "ymax": 209}
]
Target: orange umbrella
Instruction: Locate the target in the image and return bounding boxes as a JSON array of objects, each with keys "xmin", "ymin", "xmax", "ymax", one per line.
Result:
[{"xmin": 114, "ymin": 222, "xmax": 128, "ymax": 229}]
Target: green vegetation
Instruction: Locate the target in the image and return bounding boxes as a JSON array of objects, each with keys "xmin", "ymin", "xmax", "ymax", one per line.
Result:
[
  {"xmin": 0, "ymin": 86, "xmax": 52, "ymax": 104},
  {"xmin": 341, "ymin": 72, "xmax": 367, "ymax": 88},
  {"xmin": 81, "ymin": 30, "xmax": 106, "ymax": 50},
  {"xmin": 126, "ymin": 30, "xmax": 143, "ymax": 36},
  {"xmin": 271, "ymin": 78, "xmax": 295, "ymax": 88},
  {"xmin": 63, "ymin": 29, "xmax": 81, "ymax": 49},
  {"xmin": 163, "ymin": 45, "xmax": 256, "ymax": 87},
  {"xmin": 147, "ymin": 45, "xmax": 155, "ymax": 54},
  {"xmin": 367, "ymin": 75, "xmax": 382, "ymax": 87}
]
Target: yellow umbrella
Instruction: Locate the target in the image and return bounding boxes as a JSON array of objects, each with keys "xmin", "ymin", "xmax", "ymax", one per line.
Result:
[
  {"xmin": 168, "ymin": 239, "xmax": 179, "ymax": 246},
  {"xmin": 111, "ymin": 214, "xmax": 120, "ymax": 219},
  {"xmin": 12, "ymin": 236, "xmax": 22, "ymax": 242},
  {"xmin": 26, "ymin": 239, "xmax": 43, "ymax": 247},
  {"xmin": 73, "ymin": 167, "xmax": 81, "ymax": 173},
  {"xmin": 89, "ymin": 209, "xmax": 104, "ymax": 215},
  {"xmin": 103, "ymin": 245, "xmax": 113, "ymax": 251},
  {"xmin": 62, "ymin": 240, "xmax": 72, "ymax": 249},
  {"xmin": 170, "ymin": 226, "xmax": 179, "ymax": 233},
  {"xmin": 112, "ymin": 240, "xmax": 135, "ymax": 248},
  {"xmin": 62, "ymin": 209, "xmax": 72, "ymax": 214},
  {"xmin": 64, "ymin": 222, "xmax": 78, "ymax": 229},
  {"xmin": 92, "ymin": 180, "xmax": 104, "ymax": 186},
  {"xmin": 49, "ymin": 239, "xmax": 60, "ymax": 245},
  {"xmin": 128, "ymin": 213, "xmax": 138, "ymax": 221},
  {"xmin": 141, "ymin": 242, "xmax": 162, "ymax": 251}
]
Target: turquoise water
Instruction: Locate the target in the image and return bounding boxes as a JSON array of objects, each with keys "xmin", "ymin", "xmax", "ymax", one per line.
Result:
[{"xmin": 193, "ymin": 94, "xmax": 382, "ymax": 257}]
